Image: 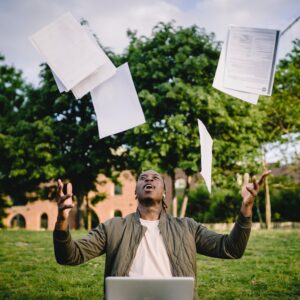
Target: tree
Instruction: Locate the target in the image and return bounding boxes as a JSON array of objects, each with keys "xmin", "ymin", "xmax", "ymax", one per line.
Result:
[
  {"xmin": 0, "ymin": 54, "xmax": 63, "ymax": 226},
  {"xmin": 23, "ymin": 61, "xmax": 125, "ymax": 228},
  {"xmin": 0, "ymin": 54, "xmax": 60, "ymax": 201},
  {"xmin": 257, "ymin": 39, "xmax": 300, "ymax": 227},
  {"xmin": 259, "ymin": 39, "xmax": 300, "ymax": 142},
  {"xmin": 0, "ymin": 21, "xmax": 127, "ymax": 228},
  {"xmin": 115, "ymin": 22, "xmax": 265, "ymax": 215}
]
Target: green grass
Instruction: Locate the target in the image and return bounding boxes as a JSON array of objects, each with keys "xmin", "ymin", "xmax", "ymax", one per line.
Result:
[{"xmin": 0, "ymin": 229, "xmax": 299, "ymax": 299}]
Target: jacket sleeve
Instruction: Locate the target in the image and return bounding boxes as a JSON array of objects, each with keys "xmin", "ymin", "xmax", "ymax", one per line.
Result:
[
  {"xmin": 53, "ymin": 223, "xmax": 107, "ymax": 265},
  {"xmin": 193, "ymin": 213, "xmax": 252, "ymax": 259}
]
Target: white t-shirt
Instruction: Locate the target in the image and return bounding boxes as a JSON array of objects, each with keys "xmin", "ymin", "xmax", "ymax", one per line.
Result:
[{"xmin": 129, "ymin": 218, "xmax": 172, "ymax": 277}]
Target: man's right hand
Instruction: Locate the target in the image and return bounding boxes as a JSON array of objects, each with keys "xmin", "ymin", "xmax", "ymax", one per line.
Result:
[{"xmin": 56, "ymin": 179, "xmax": 74, "ymax": 228}]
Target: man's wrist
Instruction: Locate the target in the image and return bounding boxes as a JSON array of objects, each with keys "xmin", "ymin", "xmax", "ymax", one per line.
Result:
[
  {"xmin": 240, "ymin": 202, "xmax": 253, "ymax": 217},
  {"xmin": 55, "ymin": 213, "xmax": 69, "ymax": 231}
]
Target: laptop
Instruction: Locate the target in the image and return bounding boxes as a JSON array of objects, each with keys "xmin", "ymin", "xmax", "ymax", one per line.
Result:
[{"xmin": 105, "ymin": 277, "xmax": 194, "ymax": 300}]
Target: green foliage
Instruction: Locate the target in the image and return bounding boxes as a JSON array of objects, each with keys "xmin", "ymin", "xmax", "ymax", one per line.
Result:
[
  {"xmin": 186, "ymin": 183, "xmax": 241, "ymax": 223},
  {"xmin": 0, "ymin": 55, "xmax": 63, "ymax": 204},
  {"xmin": 0, "ymin": 194, "xmax": 12, "ymax": 228},
  {"xmin": 91, "ymin": 193, "xmax": 107, "ymax": 205},
  {"xmin": 255, "ymin": 174, "xmax": 300, "ymax": 222},
  {"xmin": 0, "ymin": 55, "xmax": 58, "ymax": 212},
  {"xmin": 271, "ymin": 186, "xmax": 300, "ymax": 222},
  {"xmin": 0, "ymin": 52, "xmax": 123, "ymax": 227},
  {"xmin": 259, "ymin": 39, "xmax": 300, "ymax": 141},
  {"xmin": 119, "ymin": 23, "xmax": 221, "ymax": 179},
  {"xmin": 117, "ymin": 22, "xmax": 265, "ymax": 195},
  {"xmin": 185, "ymin": 184, "xmax": 210, "ymax": 221},
  {"xmin": 187, "ymin": 171, "xmax": 300, "ymax": 223},
  {"xmin": 24, "ymin": 63, "xmax": 124, "ymax": 227}
]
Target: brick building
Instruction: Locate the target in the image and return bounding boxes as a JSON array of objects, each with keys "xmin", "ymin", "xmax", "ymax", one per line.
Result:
[{"xmin": 3, "ymin": 171, "xmax": 138, "ymax": 230}]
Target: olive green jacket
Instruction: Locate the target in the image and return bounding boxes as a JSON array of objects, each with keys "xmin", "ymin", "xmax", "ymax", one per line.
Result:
[{"xmin": 53, "ymin": 210, "xmax": 252, "ymax": 300}]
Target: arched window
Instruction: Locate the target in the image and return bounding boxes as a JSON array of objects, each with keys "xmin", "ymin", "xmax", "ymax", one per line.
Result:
[
  {"xmin": 10, "ymin": 214, "xmax": 26, "ymax": 229},
  {"xmin": 114, "ymin": 210, "xmax": 122, "ymax": 217},
  {"xmin": 40, "ymin": 213, "xmax": 48, "ymax": 229},
  {"xmin": 114, "ymin": 183, "xmax": 122, "ymax": 195}
]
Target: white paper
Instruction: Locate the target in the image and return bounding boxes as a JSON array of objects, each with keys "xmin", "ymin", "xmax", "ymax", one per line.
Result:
[
  {"xmin": 91, "ymin": 63, "xmax": 146, "ymax": 139},
  {"xmin": 198, "ymin": 119, "xmax": 213, "ymax": 193},
  {"xmin": 52, "ymin": 58, "xmax": 116, "ymax": 99},
  {"xmin": 223, "ymin": 26, "xmax": 280, "ymax": 96},
  {"xmin": 70, "ymin": 24, "xmax": 116, "ymax": 99},
  {"xmin": 71, "ymin": 56, "xmax": 116, "ymax": 99},
  {"xmin": 52, "ymin": 70, "xmax": 67, "ymax": 92},
  {"xmin": 45, "ymin": 23, "xmax": 116, "ymax": 99},
  {"xmin": 29, "ymin": 12, "xmax": 107, "ymax": 91},
  {"xmin": 213, "ymin": 40, "xmax": 259, "ymax": 105}
]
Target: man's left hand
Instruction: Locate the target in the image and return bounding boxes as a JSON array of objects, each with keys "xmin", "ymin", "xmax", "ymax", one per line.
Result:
[{"xmin": 240, "ymin": 170, "xmax": 272, "ymax": 217}]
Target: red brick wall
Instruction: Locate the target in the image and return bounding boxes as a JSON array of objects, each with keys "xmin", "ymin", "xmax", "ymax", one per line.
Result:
[{"xmin": 3, "ymin": 171, "xmax": 137, "ymax": 230}]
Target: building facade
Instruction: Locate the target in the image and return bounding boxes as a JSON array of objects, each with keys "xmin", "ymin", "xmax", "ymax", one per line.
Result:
[{"xmin": 3, "ymin": 171, "xmax": 138, "ymax": 230}]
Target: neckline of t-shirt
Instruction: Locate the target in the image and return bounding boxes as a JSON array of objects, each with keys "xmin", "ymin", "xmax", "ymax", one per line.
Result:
[{"xmin": 140, "ymin": 218, "xmax": 160, "ymax": 225}]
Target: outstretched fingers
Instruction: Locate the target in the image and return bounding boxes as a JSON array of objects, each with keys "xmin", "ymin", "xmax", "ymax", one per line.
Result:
[
  {"xmin": 57, "ymin": 179, "xmax": 64, "ymax": 197},
  {"xmin": 258, "ymin": 170, "xmax": 272, "ymax": 186},
  {"xmin": 58, "ymin": 194, "xmax": 73, "ymax": 205},
  {"xmin": 252, "ymin": 176, "xmax": 258, "ymax": 191},
  {"xmin": 243, "ymin": 173, "xmax": 250, "ymax": 186},
  {"xmin": 56, "ymin": 179, "xmax": 73, "ymax": 205},
  {"xmin": 59, "ymin": 203, "xmax": 74, "ymax": 211},
  {"xmin": 246, "ymin": 185, "xmax": 258, "ymax": 198},
  {"xmin": 67, "ymin": 182, "xmax": 73, "ymax": 196}
]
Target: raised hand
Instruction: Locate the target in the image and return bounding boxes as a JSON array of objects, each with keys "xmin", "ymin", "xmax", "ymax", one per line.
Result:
[
  {"xmin": 240, "ymin": 170, "xmax": 271, "ymax": 217},
  {"xmin": 56, "ymin": 179, "xmax": 74, "ymax": 222}
]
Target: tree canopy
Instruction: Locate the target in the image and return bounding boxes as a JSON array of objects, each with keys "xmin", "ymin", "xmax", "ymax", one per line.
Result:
[{"xmin": 116, "ymin": 22, "xmax": 266, "ymax": 195}]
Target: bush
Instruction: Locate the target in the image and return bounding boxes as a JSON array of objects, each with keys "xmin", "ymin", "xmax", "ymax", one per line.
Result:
[
  {"xmin": 270, "ymin": 187, "xmax": 300, "ymax": 222},
  {"xmin": 187, "ymin": 175, "xmax": 300, "ymax": 223},
  {"xmin": 186, "ymin": 184, "xmax": 241, "ymax": 223}
]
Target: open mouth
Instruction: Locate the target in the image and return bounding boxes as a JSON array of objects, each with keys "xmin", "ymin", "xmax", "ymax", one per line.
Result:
[{"xmin": 144, "ymin": 184, "xmax": 154, "ymax": 191}]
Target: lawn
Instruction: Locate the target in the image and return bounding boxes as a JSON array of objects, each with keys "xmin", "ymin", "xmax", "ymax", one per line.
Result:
[{"xmin": 0, "ymin": 229, "xmax": 299, "ymax": 300}]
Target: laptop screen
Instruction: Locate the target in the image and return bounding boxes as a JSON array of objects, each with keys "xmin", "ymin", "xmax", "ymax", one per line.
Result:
[{"xmin": 106, "ymin": 277, "xmax": 194, "ymax": 300}]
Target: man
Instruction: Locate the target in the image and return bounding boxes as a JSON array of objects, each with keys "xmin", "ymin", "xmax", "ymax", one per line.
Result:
[{"xmin": 53, "ymin": 169, "xmax": 271, "ymax": 300}]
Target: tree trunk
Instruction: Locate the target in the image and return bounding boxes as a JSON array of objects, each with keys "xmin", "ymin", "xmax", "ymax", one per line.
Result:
[
  {"xmin": 75, "ymin": 193, "xmax": 85, "ymax": 229},
  {"xmin": 172, "ymin": 196, "xmax": 177, "ymax": 217},
  {"xmin": 179, "ymin": 175, "xmax": 192, "ymax": 218},
  {"xmin": 86, "ymin": 195, "xmax": 92, "ymax": 231},
  {"xmin": 263, "ymin": 160, "xmax": 272, "ymax": 229},
  {"xmin": 179, "ymin": 195, "xmax": 188, "ymax": 218},
  {"xmin": 170, "ymin": 173, "xmax": 177, "ymax": 217},
  {"xmin": 265, "ymin": 175, "xmax": 272, "ymax": 229},
  {"xmin": 255, "ymin": 197, "xmax": 264, "ymax": 229}
]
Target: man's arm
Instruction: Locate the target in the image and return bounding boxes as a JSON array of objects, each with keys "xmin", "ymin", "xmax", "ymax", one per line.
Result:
[
  {"xmin": 53, "ymin": 223, "xmax": 107, "ymax": 265},
  {"xmin": 193, "ymin": 212, "xmax": 251, "ymax": 259},
  {"xmin": 193, "ymin": 170, "xmax": 271, "ymax": 259},
  {"xmin": 53, "ymin": 179, "xmax": 106, "ymax": 265}
]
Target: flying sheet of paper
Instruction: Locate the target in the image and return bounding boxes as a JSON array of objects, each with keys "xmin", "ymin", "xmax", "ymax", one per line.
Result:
[
  {"xmin": 46, "ymin": 20, "xmax": 116, "ymax": 99},
  {"xmin": 52, "ymin": 60, "xmax": 116, "ymax": 99},
  {"xmin": 70, "ymin": 24, "xmax": 116, "ymax": 99},
  {"xmin": 213, "ymin": 40, "xmax": 259, "ymax": 105},
  {"xmin": 29, "ymin": 12, "xmax": 107, "ymax": 91},
  {"xmin": 91, "ymin": 63, "xmax": 146, "ymax": 139},
  {"xmin": 198, "ymin": 119, "xmax": 213, "ymax": 193},
  {"xmin": 71, "ymin": 57, "xmax": 116, "ymax": 99},
  {"xmin": 52, "ymin": 70, "xmax": 66, "ymax": 93},
  {"xmin": 223, "ymin": 26, "xmax": 280, "ymax": 96}
]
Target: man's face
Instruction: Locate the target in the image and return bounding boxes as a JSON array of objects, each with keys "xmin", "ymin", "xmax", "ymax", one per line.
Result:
[{"xmin": 135, "ymin": 170, "xmax": 165, "ymax": 204}]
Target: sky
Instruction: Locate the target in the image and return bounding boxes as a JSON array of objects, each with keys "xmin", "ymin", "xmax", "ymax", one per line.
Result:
[{"xmin": 0, "ymin": 0, "xmax": 299, "ymax": 86}]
